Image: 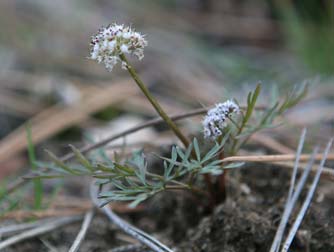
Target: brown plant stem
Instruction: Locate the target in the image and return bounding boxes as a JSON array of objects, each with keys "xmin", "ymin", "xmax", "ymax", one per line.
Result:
[{"xmin": 217, "ymin": 150, "xmax": 227, "ymax": 203}]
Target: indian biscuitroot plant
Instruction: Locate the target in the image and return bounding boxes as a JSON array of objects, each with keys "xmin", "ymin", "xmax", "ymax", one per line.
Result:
[{"xmin": 30, "ymin": 23, "xmax": 307, "ymax": 208}]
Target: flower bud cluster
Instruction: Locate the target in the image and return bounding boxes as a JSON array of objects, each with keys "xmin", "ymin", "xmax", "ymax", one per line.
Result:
[
  {"xmin": 203, "ymin": 100, "xmax": 240, "ymax": 139},
  {"xmin": 90, "ymin": 23, "xmax": 147, "ymax": 71}
]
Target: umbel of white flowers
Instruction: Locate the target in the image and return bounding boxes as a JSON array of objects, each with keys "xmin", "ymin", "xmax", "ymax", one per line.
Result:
[
  {"xmin": 89, "ymin": 23, "xmax": 147, "ymax": 71},
  {"xmin": 203, "ymin": 100, "xmax": 240, "ymax": 139}
]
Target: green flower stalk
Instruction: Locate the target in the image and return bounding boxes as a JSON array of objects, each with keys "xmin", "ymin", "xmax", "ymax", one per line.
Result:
[
  {"xmin": 119, "ymin": 54, "xmax": 190, "ymax": 147},
  {"xmin": 89, "ymin": 23, "xmax": 189, "ymax": 148}
]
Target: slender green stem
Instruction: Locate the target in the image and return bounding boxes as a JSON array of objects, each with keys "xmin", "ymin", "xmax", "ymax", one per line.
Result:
[
  {"xmin": 26, "ymin": 124, "xmax": 43, "ymax": 209},
  {"xmin": 227, "ymin": 116, "xmax": 241, "ymax": 131},
  {"xmin": 230, "ymin": 84, "xmax": 261, "ymax": 155},
  {"xmin": 147, "ymin": 172, "xmax": 198, "ymax": 189},
  {"xmin": 120, "ymin": 54, "xmax": 190, "ymax": 148},
  {"xmin": 147, "ymin": 170, "xmax": 209, "ymax": 196},
  {"xmin": 230, "ymin": 112, "xmax": 246, "ymax": 155}
]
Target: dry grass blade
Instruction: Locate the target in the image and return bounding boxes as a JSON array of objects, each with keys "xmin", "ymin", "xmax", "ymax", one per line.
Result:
[
  {"xmin": 110, "ymin": 244, "xmax": 148, "ymax": 252},
  {"xmin": 90, "ymin": 182, "xmax": 174, "ymax": 252},
  {"xmin": 270, "ymin": 134, "xmax": 317, "ymax": 252},
  {"xmin": 288, "ymin": 128, "xmax": 307, "ymax": 202},
  {"xmin": 221, "ymin": 153, "xmax": 334, "ymax": 163},
  {"xmin": 1, "ymin": 203, "xmax": 143, "ymax": 221},
  {"xmin": 61, "ymin": 107, "xmax": 208, "ymax": 161},
  {"xmin": 0, "ymin": 218, "xmax": 59, "ymax": 237},
  {"xmin": 1, "ymin": 208, "xmax": 90, "ymax": 221},
  {"xmin": 0, "ymin": 215, "xmax": 82, "ymax": 250},
  {"xmin": 69, "ymin": 210, "xmax": 94, "ymax": 252},
  {"xmin": 281, "ymin": 138, "xmax": 333, "ymax": 252}
]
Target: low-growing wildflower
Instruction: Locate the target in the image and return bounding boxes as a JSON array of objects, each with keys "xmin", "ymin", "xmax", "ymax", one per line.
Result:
[
  {"xmin": 90, "ymin": 23, "xmax": 147, "ymax": 71},
  {"xmin": 203, "ymin": 100, "xmax": 240, "ymax": 139}
]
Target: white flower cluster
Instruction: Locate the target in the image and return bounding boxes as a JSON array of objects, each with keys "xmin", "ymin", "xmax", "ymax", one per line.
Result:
[
  {"xmin": 90, "ymin": 23, "xmax": 147, "ymax": 71},
  {"xmin": 203, "ymin": 100, "xmax": 240, "ymax": 139}
]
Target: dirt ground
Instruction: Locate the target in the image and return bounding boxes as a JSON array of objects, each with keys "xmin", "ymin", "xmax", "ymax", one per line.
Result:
[{"xmin": 4, "ymin": 162, "xmax": 334, "ymax": 252}]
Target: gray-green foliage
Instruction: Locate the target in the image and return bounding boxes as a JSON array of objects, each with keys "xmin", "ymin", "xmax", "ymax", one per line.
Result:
[
  {"xmin": 226, "ymin": 83, "xmax": 307, "ymax": 155},
  {"xmin": 32, "ymin": 84, "xmax": 307, "ymax": 207},
  {"xmin": 34, "ymin": 136, "xmax": 243, "ymax": 207}
]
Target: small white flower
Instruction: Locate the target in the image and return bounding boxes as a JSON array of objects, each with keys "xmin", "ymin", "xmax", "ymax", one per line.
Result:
[
  {"xmin": 203, "ymin": 100, "xmax": 240, "ymax": 139},
  {"xmin": 89, "ymin": 23, "xmax": 148, "ymax": 71},
  {"xmin": 123, "ymin": 32, "xmax": 131, "ymax": 39},
  {"xmin": 120, "ymin": 44, "xmax": 129, "ymax": 53}
]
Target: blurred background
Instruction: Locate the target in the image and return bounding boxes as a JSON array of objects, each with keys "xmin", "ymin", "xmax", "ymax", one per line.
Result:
[{"xmin": 0, "ymin": 0, "xmax": 333, "ymax": 179}]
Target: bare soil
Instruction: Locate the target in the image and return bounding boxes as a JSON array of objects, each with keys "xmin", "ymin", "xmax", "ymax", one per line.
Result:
[{"xmin": 5, "ymin": 163, "xmax": 334, "ymax": 252}]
